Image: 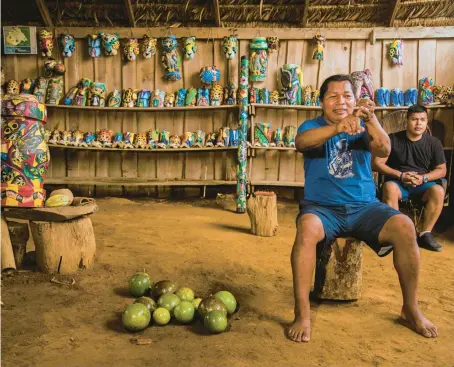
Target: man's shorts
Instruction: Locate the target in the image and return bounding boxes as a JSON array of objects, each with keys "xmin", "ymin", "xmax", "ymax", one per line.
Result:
[
  {"xmin": 385, "ymin": 180, "xmax": 437, "ymax": 201},
  {"xmin": 296, "ymin": 200, "xmax": 401, "ymax": 257}
]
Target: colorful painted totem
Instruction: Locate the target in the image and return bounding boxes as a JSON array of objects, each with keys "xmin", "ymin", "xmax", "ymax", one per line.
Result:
[
  {"xmin": 237, "ymin": 56, "xmax": 249, "ymax": 213},
  {"xmin": 249, "ymin": 38, "xmax": 268, "ymax": 82},
  {"xmin": 1, "ymin": 94, "xmax": 49, "ymax": 207}
]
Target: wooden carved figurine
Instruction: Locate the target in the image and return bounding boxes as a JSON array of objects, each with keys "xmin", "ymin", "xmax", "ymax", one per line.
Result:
[
  {"xmin": 193, "ymin": 130, "xmax": 205, "ymax": 147},
  {"xmin": 197, "ymin": 88, "xmax": 210, "ymax": 106},
  {"xmin": 146, "ymin": 130, "xmax": 160, "ymax": 149},
  {"xmin": 161, "ymin": 36, "xmax": 182, "ymax": 81},
  {"xmin": 210, "ymin": 84, "xmax": 224, "ymax": 106},
  {"xmin": 271, "ymin": 128, "xmax": 284, "ymax": 147},
  {"xmin": 100, "ymin": 32, "xmax": 120, "ymax": 56},
  {"xmin": 88, "ymin": 34, "xmax": 102, "ymax": 57},
  {"xmin": 311, "ymin": 90, "xmax": 320, "ymax": 106},
  {"xmin": 266, "ymin": 37, "xmax": 279, "ymax": 53},
  {"xmin": 45, "ymin": 79, "xmax": 63, "ymax": 105},
  {"xmin": 88, "ymin": 82, "xmax": 107, "ymax": 107},
  {"xmin": 223, "ymin": 36, "xmax": 238, "ymax": 60},
  {"xmin": 169, "ymin": 135, "xmax": 181, "ymax": 149},
  {"xmin": 142, "ymin": 35, "xmax": 157, "ymax": 59},
  {"xmin": 20, "ymin": 78, "xmax": 34, "ymax": 94},
  {"xmin": 134, "ymin": 133, "xmax": 147, "ymax": 149},
  {"xmin": 181, "ymin": 132, "xmax": 194, "ymax": 148},
  {"xmin": 404, "ymin": 88, "xmax": 418, "ymax": 106},
  {"xmin": 112, "ymin": 132, "xmax": 124, "ymax": 148},
  {"xmin": 249, "ymin": 38, "xmax": 268, "ymax": 82},
  {"xmin": 280, "ymin": 64, "xmax": 303, "ymax": 105},
  {"xmin": 158, "ymin": 130, "xmax": 170, "ymax": 148},
  {"xmin": 70, "ymin": 130, "xmax": 84, "ymax": 146},
  {"xmin": 6, "ymin": 80, "xmax": 20, "ymax": 95},
  {"xmin": 150, "ymin": 90, "xmax": 165, "ymax": 107},
  {"xmin": 249, "ymin": 87, "xmax": 259, "ymax": 104},
  {"xmin": 39, "ymin": 30, "xmax": 53, "ymax": 57},
  {"xmin": 60, "ymin": 34, "xmax": 75, "ymax": 57},
  {"xmin": 185, "ymin": 88, "xmax": 197, "ymax": 106},
  {"xmin": 303, "ymin": 85, "xmax": 312, "ymax": 106},
  {"xmin": 176, "ymin": 88, "xmax": 187, "ymax": 107},
  {"xmin": 312, "ymin": 34, "xmax": 326, "ymax": 61},
  {"xmin": 33, "ymin": 77, "xmax": 48, "ymax": 104},
  {"xmin": 97, "ymin": 129, "xmax": 114, "ymax": 147},
  {"xmin": 258, "ymin": 88, "xmax": 269, "ymax": 104},
  {"xmin": 59, "ymin": 130, "xmax": 72, "ymax": 146},
  {"xmin": 107, "ymin": 89, "xmax": 122, "ymax": 107},
  {"xmin": 63, "ymin": 86, "xmax": 78, "ymax": 105},
  {"xmin": 123, "ymin": 132, "xmax": 135, "ymax": 149},
  {"xmin": 200, "ymin": 66, "xmax": 221, "ymax": 86},
  {"xmin": 229, "ymin": 128, "xmax": 239, "ymax": 147},
  {"xmin": 182, "ymin": 36, "xmax": 197, "ymax": 60},
  {"xmin": 73, "ymin": 78, "xmax": 91, "ymax": 106},
  {"xmin": 270, "ymin": 90, "xmax": 280, "ymax": 105},
  {"xmin": 388, "ymin": 40, "xmax": 403, "ymax": 66},
  {"xmin": 123, "ymin": 39, "xmax": 139, "ymax": 62},
  {"xmin": 122, "ymin": 88, "xmax": 138, "ymax": 108},
  {"xmin": 49, "ymin": 129, "xmax": 61, "ymax": 144},
  {"xmin": 419, "ymin": 77, "xmax": 434, "ymax": 105},
  {"xmin": 284, "ymin": 126, "xmax": 297, "ymax": 147},
  {"xmin": 205, "ymin": 133, "xmax": 217, "ymax": 147},
  {"xmin": 136, "ymin": 89, "xmax": 151, "ymax": 107},
  {"xmin": 224, "ymin": 84, "xmax": 237, "ymax": 105},
  {"xmin": 164, "ymin": 92, "xmax": 175, "ymax": 107}
]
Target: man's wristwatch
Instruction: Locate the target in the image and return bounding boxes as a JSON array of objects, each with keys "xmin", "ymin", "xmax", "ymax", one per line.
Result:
[{"xmin": 423, "ymin": 175, "xmax": 428, "ymax": 183}]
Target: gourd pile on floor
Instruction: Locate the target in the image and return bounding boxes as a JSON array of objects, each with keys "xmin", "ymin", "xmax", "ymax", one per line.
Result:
[{"xmin": 123, "ymin": 271, "xmax": 238, "ymax": 334}]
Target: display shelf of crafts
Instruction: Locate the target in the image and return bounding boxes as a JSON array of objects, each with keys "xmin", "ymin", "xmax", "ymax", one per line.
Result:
[
  {"xmin": 47, "ymin": 144, "xmax": 238, "ymax": 152},
  {"xmin": 45, "ymin": 177, "xmax": 236, "ymax": 186}
]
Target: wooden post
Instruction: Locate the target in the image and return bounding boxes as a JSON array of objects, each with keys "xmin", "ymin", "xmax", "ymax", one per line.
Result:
[
  {"xmin": 247, "ymin": 191, "xmax": 278, "ymax": 237},
  {"xmin": 7, "ymin": 221, "xmax": 29, "ymax": 269},
  {"xmin": 314, "ymin": 238, "xmax": 363, "ymax": 301},
  {"xmin": 1, "ymin": 216, "xmax": 17, "ymax": 271},
  {"xmin": 30, "ymin": 216, "xmax": 96, "ymax": 274}
]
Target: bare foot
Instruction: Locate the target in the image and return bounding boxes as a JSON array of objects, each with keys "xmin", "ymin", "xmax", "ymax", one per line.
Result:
[
  {"xmin": 400, "ymin": 306, "xmax": 438, "ymax": 338},
  {"xmin": 287, "ymin": 317, "xmax": 311, "ymax": 342}
]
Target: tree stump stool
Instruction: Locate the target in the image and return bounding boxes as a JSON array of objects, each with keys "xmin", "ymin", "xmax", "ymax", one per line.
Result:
[
  {"xmin": 6, "ymin": 221, "xmax": 29, "ymax": 269},
  {"xmin": 1, "ymin": 216, "xmax": 17, "ymax": 271},
  {"xmin": 314, "ymin": 237, "xmax": 363, "ymax": 301},
  {"xmin": 2, "ymin": 203, "xmax": 98, "ymax": 275},
  {"xmin": 247, "ymin": 191, "xmax": 278, "ymax": 237}
]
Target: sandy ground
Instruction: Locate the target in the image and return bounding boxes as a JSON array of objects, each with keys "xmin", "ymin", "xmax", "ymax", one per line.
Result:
[{"xmin": 1, "ymin": 197, "xmax": 454, "ymax": 367}]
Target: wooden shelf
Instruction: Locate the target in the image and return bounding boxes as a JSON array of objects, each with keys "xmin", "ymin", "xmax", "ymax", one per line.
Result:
[
  {"xmin": 250, "ymin": 103, "xmax": 452, "ymax": 112},
  {"xmin": 48, "ymin": 144, "xmax": 238, "ymax": 152},
  {"xmin": 251, "ymin": 180, "xmax": 304, "ymax": 187},
  {"xmin": 250, "ymin": 146, "xmax": 296, "ymax": 151},
  {"xmin": 45, "ymin": 178, "xmax": 236, "ymax": 186},
  {"xmin": 46, "ymin": 104, "xmax": 239, "ymax": 112}
]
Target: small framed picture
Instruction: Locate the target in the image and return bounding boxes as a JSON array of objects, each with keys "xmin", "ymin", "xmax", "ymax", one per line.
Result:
[{"xmin": 3, "ymin": 26, "xmax": 38, "ymax": 54}]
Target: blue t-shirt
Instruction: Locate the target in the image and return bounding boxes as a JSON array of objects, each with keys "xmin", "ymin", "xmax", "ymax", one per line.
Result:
[{"xmin": 298, "ymin": 116, "xmax": 377, "ymax": 205}]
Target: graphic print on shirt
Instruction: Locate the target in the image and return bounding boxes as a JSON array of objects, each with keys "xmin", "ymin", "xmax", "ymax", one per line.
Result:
[{"xmin": 328, "ymin": 138, "xmax": 355, "ymax": 179}]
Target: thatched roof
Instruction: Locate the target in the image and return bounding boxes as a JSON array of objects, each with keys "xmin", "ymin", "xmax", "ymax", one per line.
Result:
[{"xmin": 2, "ymin": 0, "xmax": 454, "ymax": 28}]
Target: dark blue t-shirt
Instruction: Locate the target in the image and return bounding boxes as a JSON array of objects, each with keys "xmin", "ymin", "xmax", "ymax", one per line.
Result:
[{"xmin": 298, "ymin": 116, "xmax": 377, "ymax": 205}]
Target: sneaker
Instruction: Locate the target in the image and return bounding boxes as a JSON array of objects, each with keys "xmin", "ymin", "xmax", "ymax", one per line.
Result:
[{"xmin": 417, "ymin": 232, "xmax": 443, "ymax": 252}]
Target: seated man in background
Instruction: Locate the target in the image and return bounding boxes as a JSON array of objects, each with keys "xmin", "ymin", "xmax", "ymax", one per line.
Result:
[
  {"xmin": 372, "ymin": 104, "xmax": 447, "ymax": 252},
  {"xmin": 289, "ymin": 74, "xmax": 438, "ymax": 343}
]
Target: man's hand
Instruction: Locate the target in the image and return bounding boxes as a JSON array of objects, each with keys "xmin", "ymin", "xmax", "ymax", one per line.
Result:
[
  {"xmin": 357, "ymin": 98, "xmax": 376, "ymax": 117},
  {"xmin": 401, "ymin": 172, "xmax": 423, "ymax": 187},
  {"xmin": 336, "ymin": 113, "xmax": 365, "ymax": 135}
]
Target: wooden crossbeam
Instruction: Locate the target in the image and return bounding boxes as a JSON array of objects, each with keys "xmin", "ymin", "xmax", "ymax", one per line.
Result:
[
  {"xmin": 302, "ymin": 0, "xmax": 310, "ymax": 27},
  {"xmin": 124, "ymin": 0, "xmax": 136, "ymax": 27},
  {"xmin": 213, "ymin": 0, "xmax": 221, "ymax": 27},
  {"xmin": 36, "ymin": 0, "xmax": 53, "ymax": 27},
  {"xmin": 389, "ymin": 0, "xmax": 402, "ymax": 27}
]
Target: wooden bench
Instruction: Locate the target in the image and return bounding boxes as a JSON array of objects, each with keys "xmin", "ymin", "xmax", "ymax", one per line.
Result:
[
  {"xmin": 314, "ymin": 237, "xmax": 363, "ymax": 301},
  {"xmin": 1, "ymin": 203, "xmax": 98, "ymax": 274}
]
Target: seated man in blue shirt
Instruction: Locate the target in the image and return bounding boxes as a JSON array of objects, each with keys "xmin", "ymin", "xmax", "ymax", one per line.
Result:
[
  {"xmin": 288, "ymin": 74, "xmax": 438, "ymax": 343},
  {"xmin": 372, "ymin": 104, "xmax": 447, "ymax": 252}
]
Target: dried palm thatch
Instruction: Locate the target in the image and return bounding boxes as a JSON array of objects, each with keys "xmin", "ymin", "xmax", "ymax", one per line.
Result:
[{"xmin": 1, "ymin": 0, "xmax": 453, "ymax": 28}]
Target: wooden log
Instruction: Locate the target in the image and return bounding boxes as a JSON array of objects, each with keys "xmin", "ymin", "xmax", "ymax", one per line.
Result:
[
  {"xmin": 30, "ymin": 216, "xmax": 96, "ymax": 274},
  {"xmin": 314, "ymin": 238, "xmax": 363, "ymax": 301},
  {"xmin": 2, "ymin": 203, "xmax": 98, "ymax": 222},
  {"xmin": 7, "ymin": 221, "xmax": 29, "ymax": 269},
  {"xmin": 247, "ymin": 191, "xmax": 278, "ymax": 237},
  {"xmin": 1, "ymin": 216, "xmax": 17, "ymax": 271}
]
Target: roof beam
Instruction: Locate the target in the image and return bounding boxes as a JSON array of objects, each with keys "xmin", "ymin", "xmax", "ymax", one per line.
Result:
[
  {"xmin": 36, "ymin": 0, "xmax": 53, "ymax": 27},
  {"xmin": 213, "ymin": 0, "xmax": 221, "ymax": 27},
  {"xmin": 389, "ymin": 0, "xmax": 402, "ymax": 27},
  {"xmin": 124, "ymin": 0, "xmax": 136, "ymax": 27},
  {"xmin": 302, "ymin": 0, "xmax": 310, "ymax": 27}
]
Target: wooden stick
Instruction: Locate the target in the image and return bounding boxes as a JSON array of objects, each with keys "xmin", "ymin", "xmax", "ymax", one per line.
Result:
[
  {"xmin": 124, "ymin": 0, "xmax": 136, "ymax": 27},
  {"xmin": 213, "ymin": 0, "xmax": 222, "ymax": 27},
  {"xmin": 36, "ymin": 0, "xmax": 54, "ymax": 27},
  {"xmin": 1, "ymin": 216, "xmax": 17, "ymax": 272}
]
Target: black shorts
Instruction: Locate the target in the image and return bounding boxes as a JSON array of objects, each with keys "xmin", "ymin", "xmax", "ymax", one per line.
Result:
[{"xmin": 296, "ymin": 200, "xmax": 401, "ymax": 257}]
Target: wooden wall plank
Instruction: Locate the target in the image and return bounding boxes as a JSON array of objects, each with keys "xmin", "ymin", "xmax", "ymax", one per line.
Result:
[
  {"xmin": 365, "ymin": 41, "xmax": 382, "ymax": 88},
  {"xmin": 350, "ymin": 40, "xmax": 366, "ymax": 73},
  {"xmin": 318, "ymin": 40, "xmax": 351, "ymax": 86},
  {"xmin": 417, "ymin": 40, "xmax": 436, "ymax": 82}
]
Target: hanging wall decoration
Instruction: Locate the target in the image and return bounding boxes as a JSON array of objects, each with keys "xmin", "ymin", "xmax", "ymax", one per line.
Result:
[
  {"xmin": 200, "ymin": 66, "xmax": 221, "ymax": 85},
  {"xmin": 161, "ymin": 36, "xmax": 182, "ymax": 81},
  {"xmin": 312, "ymin": 34, "xmax": 326, "ymax": 61},
  {"xmin": 279, "ymin": 64, "xmax": 303, "ymax": 105},
  {"xmin": 388, "ymin": 40, "xmax": 403, "ymax": 66},
  {"xmin": 266, "ymin": 37, "xmax": 279, "ymax": 53},
  {"xmin": 123, "ymin": 39, "xmax": 139, "ymax": 62},
  {"xmin": 142, "ymin": 35, "xmax": 157, "ymax": 59},
  {"xmin": 44, "ymin": 58, "xmax": 66, "ymax": 77},
  {"xmin": 39, "ymin": 29, "xmax": 53, "ymax": 57},
  {"xmin": 88, "ymin": 34, "xmax": 102, "ymax": 57},
  {"xmin": 249, "ymin": 37, "xmax": 268, "ymax": 82},
  {"xmin": 350, "ymin": 69, "xmax": 374, "ymax": 99},
  {"xmin": 182, "ymin": 36, "xmax": 197, "ymax": 60},
  {"xmin": 223, "ymin": 36, "xmax": 238, "ymax": 60},
  {"xmin": 100, "ymin": 32, "xmax": 120, "ymax": 56},
  {"xmin": 59, "ymin": 34, "xmax": 75, "ymax": 57}
]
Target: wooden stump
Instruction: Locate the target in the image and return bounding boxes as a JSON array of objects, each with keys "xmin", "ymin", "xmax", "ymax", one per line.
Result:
[
  {"xmin": 314, "ymin": 238, "xmax": 363, "ymax": 301},
  {"xmin": 7, "ymin": 221, "xmax": 29, "ymax": 269},
  {"xmin": 247, "ymin": 191, "xmax": 278, "ymax": 237},
  {"xmin": 1, "ymin": 216, "xmax": 17, "ymax": 271},
  {"xmin": 30, "ymin": 216, "xmax": 96, "ymax": 274}
]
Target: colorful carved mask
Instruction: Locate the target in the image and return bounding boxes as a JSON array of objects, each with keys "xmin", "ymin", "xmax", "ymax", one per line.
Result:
[
  {"xmin": 223, "ymin": 36, "xmax": 238, "ymax": 60},
  {"xmin": 182, "ymin": 36, "xmax": 197, "ymax": 60},
  {"xmin": 142, "ymin": 35, "xmax": 157, "ymax": 59},
  {"xmin": 88, "ymin": 34, "xmax": 102, "ymax": 57},
  {"xmin": 161, "ymin": 36, "xmax": 181, "ymax": 81},
  {"xmin": 39, "ymin": 29, "xmax": 53, "ymax": 57},
  {"xmin": 266, "ymin": 37, "xmax": 279, "ymax": 53},
  {"xmin": 100, "ymin": 32, "xmax": 120, "ymax": 56},
  {"xmin": 123, "ymin": 39, "xmax": 139, "ymax": 62},
  {"xmin": 200, "ymin": 66, "xmax": 221, "ymax": 86},
  {"xmin": 60, "ymin": 34, "xmax": 75, "ymax": 58},
  {"xmin": 312, "ymin": 34, "xmax": 326, "ymax": 61},
  {"xmin": 388, "ymin": 40, "xmax": 403, "ymax": 66}
]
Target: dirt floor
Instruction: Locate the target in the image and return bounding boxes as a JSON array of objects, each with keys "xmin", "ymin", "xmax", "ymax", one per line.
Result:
[{"xmin": 1, "ymin": 196, "xmax": 454, "ymax": 367}]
